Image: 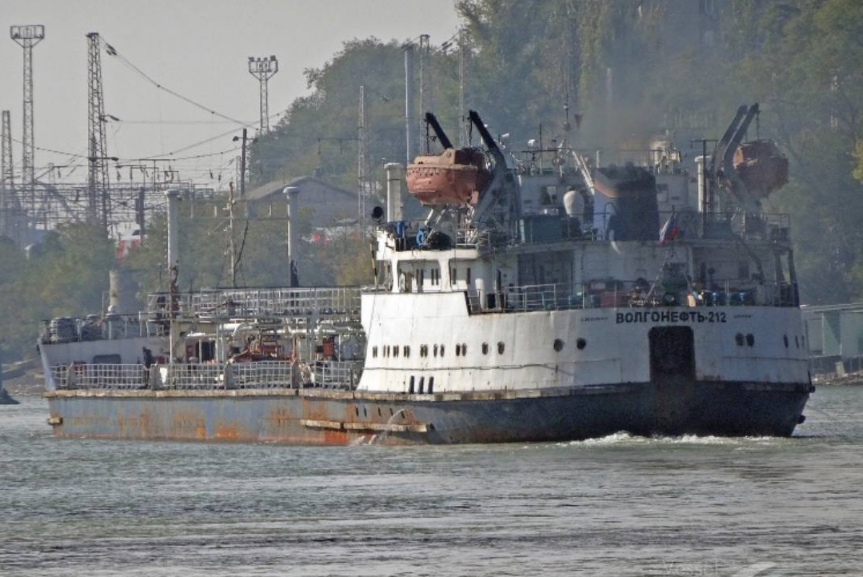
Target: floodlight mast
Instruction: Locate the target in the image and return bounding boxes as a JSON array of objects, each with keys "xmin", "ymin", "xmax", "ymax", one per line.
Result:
[
  {"xmin": 10, "ymin": 25, "xmax": 45, "ymax": 225},
  {"xmin": 248, "ymin": 55, "xmax": 278, "ymax": 133}
]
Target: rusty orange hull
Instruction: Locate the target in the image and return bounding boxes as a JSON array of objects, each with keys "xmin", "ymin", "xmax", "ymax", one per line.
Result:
[{"xmin": 44, "ymin": 380, "xmax": 810, "ymax": 445}]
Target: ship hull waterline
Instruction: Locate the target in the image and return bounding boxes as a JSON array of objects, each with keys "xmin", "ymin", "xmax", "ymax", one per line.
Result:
[{"xmin": 45, "ymin": 379, "xmax": 812, "ymax": 445}]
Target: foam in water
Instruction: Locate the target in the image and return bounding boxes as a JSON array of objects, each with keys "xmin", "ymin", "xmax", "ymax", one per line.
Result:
[{"xmin": 554, "ymin": 432, "xmax": 781, "ymax": 448}]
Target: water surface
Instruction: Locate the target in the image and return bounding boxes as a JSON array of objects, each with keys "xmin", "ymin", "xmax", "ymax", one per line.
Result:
[{"xmin": 1, "ymin": 387, "xmax": 861, "ymax": 576}]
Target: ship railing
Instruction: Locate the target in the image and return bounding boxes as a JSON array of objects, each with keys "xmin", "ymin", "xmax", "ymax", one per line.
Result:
[
  {"xmin": 51, "ymin": 363, "xmax": 148, "ymax": 390},
  {"xmin": 160, "ymin": 363, "xmax": 226, "ymax": 390},
  {"xmin": 40, "ymin": 313, "xmax": 167, "ymax": 345},
  {"xmin": 229, "ymin": 361, "xmax": 294, "ymax": 389},
  {"xmin": 146, "ymin": 287, "xmax": 363, "ymax": 320},
  {"xmin": 467, "ymin": 279, "xmax": 799, "ymax": 314},
  {"xmin": 310, "ymin": 360, "xmax": 363, "ymax": 390}
]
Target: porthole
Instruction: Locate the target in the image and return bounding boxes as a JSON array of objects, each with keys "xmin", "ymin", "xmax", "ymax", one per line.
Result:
[
  {"xmin": 746, "ymin": 333, "xmax": 755, "ymax": 347},
  {"xmin": 482, "ymin": 342, "xmax": 489, "ymax": 355},
  {"xmin": 735, "ymin": 333, "xmax": 744, "ymax": 347},
  {"xmin": 553, "ymin": 339, "xmax": 564, "ymax": 352},
  {"xmin": 497, "ymin": 342, "xmax": 505, "ymax": 354},
  {"xmin": 783, "ymin": 335, "xmax": 789, "ymax": 348},
  {"xmin": 576, "ymin": 338, "xmax": 586, "ymax": 350}
]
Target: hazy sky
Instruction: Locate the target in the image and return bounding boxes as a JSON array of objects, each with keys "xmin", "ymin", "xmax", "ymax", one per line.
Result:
[{"xmin": 0, "ymin": 0, "xmax": 461, "ymax": 187}]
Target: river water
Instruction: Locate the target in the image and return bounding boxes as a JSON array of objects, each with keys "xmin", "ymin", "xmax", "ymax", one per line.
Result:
[{"xmin": 1, "ymin": 387, "xmax": 861, "ymax": 577}]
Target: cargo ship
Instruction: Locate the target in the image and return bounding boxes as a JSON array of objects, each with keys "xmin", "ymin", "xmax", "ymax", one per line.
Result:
[{"xmin": 39, "ymin": 105, "xmax": 812, "ymax": 444}]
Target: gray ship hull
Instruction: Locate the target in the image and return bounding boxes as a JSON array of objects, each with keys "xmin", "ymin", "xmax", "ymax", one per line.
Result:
[{"xmin": 45, "ymin": 379, "xmax": 812, "ymax": 445}]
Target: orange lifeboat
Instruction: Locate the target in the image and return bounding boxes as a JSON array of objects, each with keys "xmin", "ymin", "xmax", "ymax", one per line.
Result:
[{"xmin": 406, "ymin": 148, "xmax": 491, "ymax": 206}]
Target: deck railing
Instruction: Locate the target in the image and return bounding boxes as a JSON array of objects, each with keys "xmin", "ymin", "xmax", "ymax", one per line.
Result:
[
  {"xmin": 147, "ymin": 287, "xmax": 362, "ymax": 320},
  {"xmin": 50, "ymin": 360, "xmax": 358, "ymax": 391},
  {"xmin": 40, "ymin": 313, "xmax": 166, "ymax": 345},
  {"xmin": 467, "ymin": 279, "xmax": 799, "ymax": 314},
  {"xmin": 50, "ymin": 364, "xmax": 148, "ymax": 390}
]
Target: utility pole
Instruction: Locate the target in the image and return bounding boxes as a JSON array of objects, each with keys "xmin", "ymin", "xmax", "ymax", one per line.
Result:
[
  {"xmin": 233, "ymin": 129, "xmax": 248, "ymax": 196},
  {"xmin": 86, "ymin": 32, "xmax": 111, "ymax": 232},
  {"xmin": 418, "ymin": 34, "xmax": 432, "ymax": 153},
  {"xmin": 357, "ymin": 85, "xmax": 369, "ymax": 220},
  {"xmin": 10, "ymin": 25, "xmax": 44, "ymax": 225},
  {"xmin": 404, "ymin": 43, "xmax": 416, "ymax": 164},
  {"xmin": 248, "ymin": 56, "xmax": 278, "ymax": 133},
  {"xmin": 1, "ymin": 110, "xmax": 14, "ymax": 239},
  {"xmin": 227, "ymin": 182, "xmax": 238, "ymax": 287},
  {"xmin": 458, "ymin": 31, "xmax": 468, "ymax": 147}
]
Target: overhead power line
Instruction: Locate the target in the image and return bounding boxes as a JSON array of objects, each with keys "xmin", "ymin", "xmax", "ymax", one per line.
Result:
[{"xmin": 99, "ymin": 35, "xmax": 246, "ymax": 126}]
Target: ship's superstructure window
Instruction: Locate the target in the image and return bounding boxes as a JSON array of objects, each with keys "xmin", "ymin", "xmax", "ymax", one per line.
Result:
[
  {"xmin": 419, "ymin": 377, "xmax": 425, "ymax": 394},
  {"xmin": 409, "ymin": 376, "xmax": 415, "ymax": 394},
  {"xmin": 428, "ymin": 377, "xmax": 435, "ymax": 394},
  {"xmin": 420, "ymin": 345, "xmax": 428, "ymax": 357},
  {"xmin": 746, "ymin": 334, "xmax": 755, "ymax": 347},
  {"xmin": 482, "ymin": 342, "xmax": 489, "ymax": 354},
  {"xmin": 736, "ymin": 333, "xmax": 744, "ymax": 346},
  {"xmin": 784, "ymin": 335, "xmax": 789, "ymax": 348},
  {"xmin": 404, "ymin": 346, "xmax": 410, "ymax": 358},
  {"xmin": 461, "ymin": 343, "xmax": 467, "ymax": 355},
  {"xmin": 553, "ymin": 339, "xmax": 564, "ymax": 352},
  {"xmin": 440, "ymin": 345, "xmax": 445, "ymax": 357},
  {"xmin": 393, "ymin": 346, "xmax": 399, "ymax": 358},
  {"xmin": 372, "ymin": 346, "xmax": 378, "ymax": 358},
  {"xmin": 576, "ymin": 338, "xmax": 586, "ymax": 350},
  {"xmin": 497, "ymin": 342, "xmax": 505, "ymax": 354},
  {"xmin": 455, "ymin": 344, "xmax": 461, "ymax": 356},
  {"xmin": 433, "ymin": 344, "xmax": 439, "ymax": 357}
]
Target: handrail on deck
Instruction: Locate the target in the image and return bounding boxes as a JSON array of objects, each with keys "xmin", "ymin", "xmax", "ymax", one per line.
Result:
[
  {"xmin": 50, "ymin": 359, "xmax": 361, "ymax": 391},
  {"xmin": 467, "ymin": 279, "xmax": 798, "ymax": 314}
]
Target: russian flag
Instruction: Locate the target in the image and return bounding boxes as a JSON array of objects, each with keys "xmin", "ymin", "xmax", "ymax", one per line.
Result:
[{"xmin": 659, "ymin": 212, "xmax": 680, "ymax": 245}]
